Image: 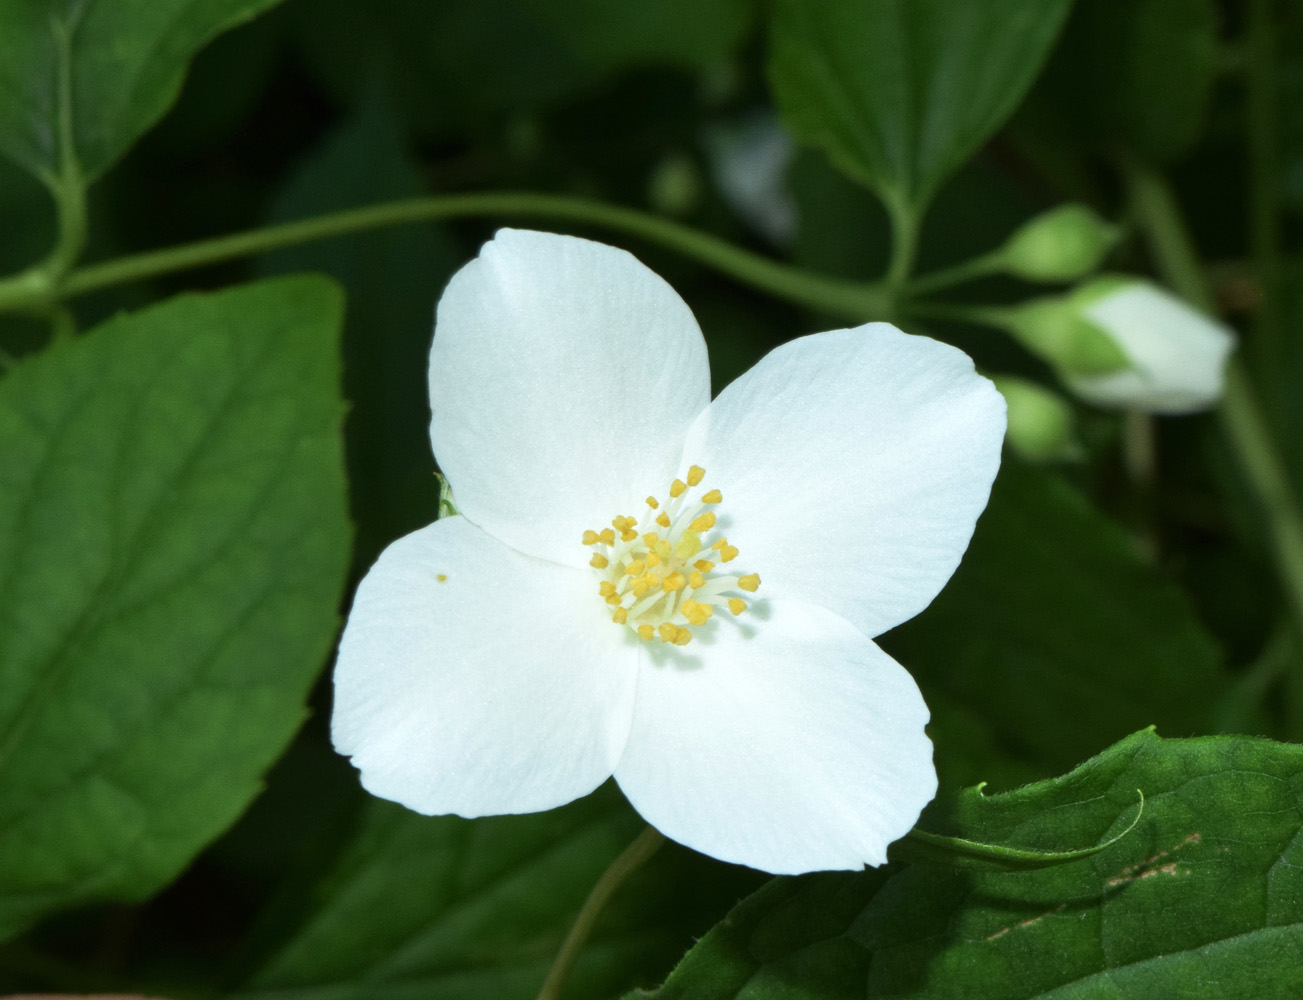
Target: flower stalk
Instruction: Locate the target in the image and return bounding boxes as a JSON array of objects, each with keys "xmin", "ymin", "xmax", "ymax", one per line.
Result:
[
  {"xmin": 1123, "ymin": 158, "xmax": 1303, "ymax": 653},
  {"xmin": 0, "ymin": 192, "xmax": 890, "ymax": 322},
  {"xmin": 535, "ymin": 825, "xmax": 665, "ymax": 1000}
]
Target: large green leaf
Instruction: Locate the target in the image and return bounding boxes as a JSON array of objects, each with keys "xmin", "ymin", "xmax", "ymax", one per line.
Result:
[
  {"xmin": 768, "ymin": 0, "xmax": 1072, "ymax": 213},
  {"xmin": 636, "ymin": 730, "xmax": 1303, "ymax": 999},
  {"xmin": 234, "ymin": 788, "xmax": 762, "ymax": 1000},
  {"xmin": 0, "ymin": 276, "xmax": 349, "ymax": 941},
  {"xmin": 886, "ymin": 461, "xmax": 1227, "ymax": 779},
  {"xmin": 0, "ymin": 0, "xmax": 284, "ymax": 181}
]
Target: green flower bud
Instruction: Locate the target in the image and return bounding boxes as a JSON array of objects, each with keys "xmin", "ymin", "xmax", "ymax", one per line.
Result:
[
  {"xmin": 990, "ymin": 376, "xmax": 1082, "ymax": 463},
  {"xmin": 998, "ymin": 205, "xmax": 1120, "ymax": 282},
  {"xmin": 647, "ymin": 153, "xmax": 703, "ymax": 218}
]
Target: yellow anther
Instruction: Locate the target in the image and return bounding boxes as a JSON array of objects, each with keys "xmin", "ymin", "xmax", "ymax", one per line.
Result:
[
  {"xmin": 588, "ymin": 464, "xmax": 760, "ymax": 642},
  {"xmin": 690, "ymin": 511, "xmax": 716, "ymax": 533},
  {"xmin": 681, "ymin": 599, "xmax": 711, "ymax": 626},
  {"xmin": 672, "ymin": 530, "xmax": 701, "ymax": 561}
]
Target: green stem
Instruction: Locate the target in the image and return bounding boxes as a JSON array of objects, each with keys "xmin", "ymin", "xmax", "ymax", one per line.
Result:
[
  {"xmin": 909, "ymin": 250, "xmax": 1004, "ymax": 296},
  {"xmin": 42, "ymin": 13, "xmax": 87, "ymax": 280},
  {"xmin": 1121, "ymin": 409, "xmax": 1160, "ymax": 561},
  {"xmin": 1220, "ymin": 368, "xmax": 1303, "ymax": 639},
  {"xmin": 1123, "ymin": 160, "xmax": 1212, "ymax": 311},
  {"xmin": 535, "ymin": 825, "xmax": 665, "ymax": 1000},
  {"xmin": 1124, "ymin": 159, "xmax": 1303, "ymax": 646},
  {"xmin": 904, "ymin": 299, "xmax": 1012, "ymax": 330},
  {"xmin": 1246, "ymin": 0, "xmax": 1282, "ymax": 374},
  {"xmin": 0, "ymin": 193, "xmax": 890, "ymax": 322},
  {"xmin": 884, "ymin": 192, "xmax": 921, "ymax": 293}
]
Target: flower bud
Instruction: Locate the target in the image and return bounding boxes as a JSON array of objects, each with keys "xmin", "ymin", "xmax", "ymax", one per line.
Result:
[
  {"xmin": 991, "ymin": 376, "xmax": 1082, "ymax": 462},
  {"xmin": 998, "ymin": 205, "xmax": 1120, "ymax": 282},
  {"xmin": 1061, "ymin": 278, "xmax": 1236, "ymax": 414},
  {"xmin": 1004, "ymin": 295, "xmax": 1132, "ymax": 376},
  {"xmin": 648, "ymin": 153, "xmax": 703, "ymax": 218}
]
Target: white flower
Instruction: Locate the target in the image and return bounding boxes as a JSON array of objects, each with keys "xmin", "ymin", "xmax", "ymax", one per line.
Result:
[
  {"xmin": 1064, "ymin": 278, "xmax": 1236, "ymax": 414},
  {"xmin": 331, "ymin": 230, "xmax": 1006, "ymax": 875}
]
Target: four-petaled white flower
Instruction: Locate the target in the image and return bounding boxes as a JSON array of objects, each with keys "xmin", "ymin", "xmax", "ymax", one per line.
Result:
[{"xmin": 331, "ymin": 230, "xmax": 1006, "ymax": 874}]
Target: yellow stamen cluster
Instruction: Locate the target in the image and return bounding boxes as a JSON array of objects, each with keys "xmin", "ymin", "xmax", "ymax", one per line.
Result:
[{"xmin": 582, "ymin": 465, "xmax": 761, "ymax": 645}]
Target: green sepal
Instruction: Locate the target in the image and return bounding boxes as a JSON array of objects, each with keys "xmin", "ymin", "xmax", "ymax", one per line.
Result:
[
  {"xmin": 434, "ymin": 470, "xmax": 460, "ymax": 519},
  {"xmin": 1004, "ymin": 295, "xmax": 1132, "ymax": 375}
]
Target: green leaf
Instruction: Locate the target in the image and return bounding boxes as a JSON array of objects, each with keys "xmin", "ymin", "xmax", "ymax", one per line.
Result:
[
  {"xmin": 768, "ymin": 0, "xmax": 1072, "ymax": 212},
  {"xmin": 0, "ymin": 276, "xmax": 349, "ymax": 941},
  {"xmin": 0, "ymin": 0, "xmax": 284, "ymax": 181},
  {"xmin": 636, "ymin": 730, "xmax": 1303, "ymax": 999},
  {"xmin": 886, "ymin": 461, "xmax": 1227, "ymax": 779},
  {"xmin": 234, "ymin": 788, "xmax": 762, "ymax": 1000}
]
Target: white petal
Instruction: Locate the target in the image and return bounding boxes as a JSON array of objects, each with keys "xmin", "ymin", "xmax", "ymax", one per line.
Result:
[
  {"xmin": 681, "ymin": 324, "xmax": 1005, "ymax": 638},
  {"xmin": 1069, "ymin": 282, "xmax": 1236, "ymax": 414},
  {"xmin": 429, "ymin": 230, "xmax": 711, "ymax": 567},
  {"xmin": 332, "ymin": 516, "xmax": 638, "ymax": 817},
  {"xmin": 614, "ymin": 599, "xmax": 935, "ymax": 874}
]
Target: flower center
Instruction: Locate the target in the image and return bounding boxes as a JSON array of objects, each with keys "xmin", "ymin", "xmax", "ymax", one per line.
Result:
[{"xmin": 582, "ymin": 465, "xmax": 760, "ymax": 646}]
